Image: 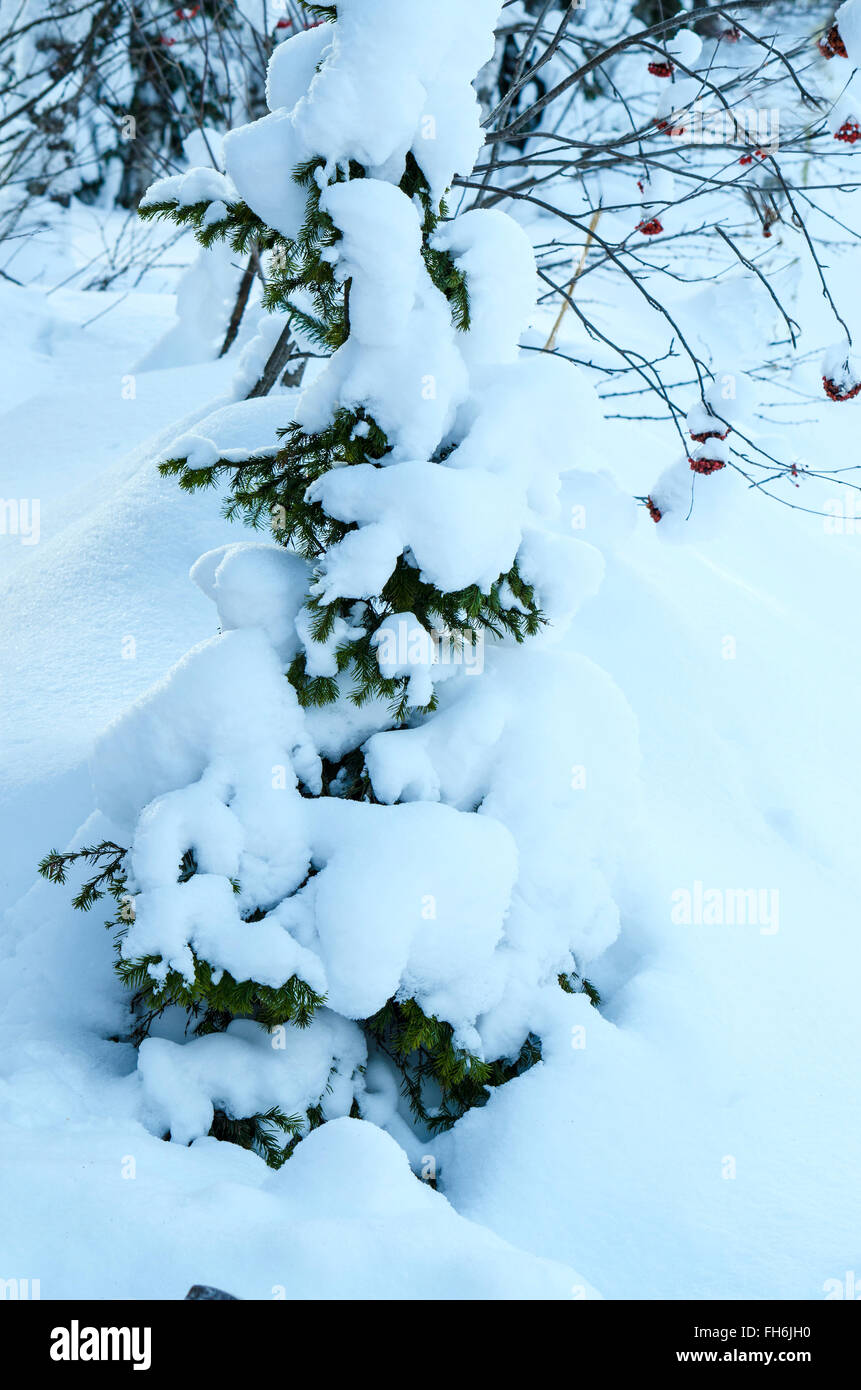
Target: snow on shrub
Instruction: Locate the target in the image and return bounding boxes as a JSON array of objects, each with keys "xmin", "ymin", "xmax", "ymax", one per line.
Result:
[
  {"xmin": 686, "ymin": 401, "xmax": 731, "ymax": 443},
  {"xmin": 829, "ymin": 64, "xmax": 861, "ymax": 144},
  {"xmin": 647, "ymin": 27, "xmax": 701, "ymax": 79},
  {"xmin": 822, "ymin": 341, "xmax": 861, "ymax": 401},
  {"xmin": 636, "ymin": 167, "xmax": 673, "ymax": 238},
  {"xmin": 41, "ymin": 0, "xmax": 635, "ymax": 1167},
  {"xmin": 645, "ymin": 377, "xmax": 745, "ymax": 537},
  {"xmin": 834, "ymin": 0, "xmax": 861, "ymax": 61}
]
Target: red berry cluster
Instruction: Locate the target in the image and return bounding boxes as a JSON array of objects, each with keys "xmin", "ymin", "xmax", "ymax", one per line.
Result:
[
  {"xmin": 690, "ymin": 425, "xmax": 730, "ymax": 444},
  {"xmin": 637, "ymin": 217, "xmax": 664, "ymax": 236},
  {"xmin": 722, "ymin": 25, "xmax": 742, "ymax": 43},
  {"xmin": 688, "ymin": 455, "xmax": 726, "ymax": 475},
  {"xmin": 276, "ymin": 17, "xmax": 292, "ymax": 27},
  {"xmin": 646, "ymin": 496, "xmax": 663, "ymax": 523},
  {"xmin": 648, "ymin": 61, "xmax": 674, "ymax": 78},
  {"xmin": 687, "ymin": 407, "xmax": 730, "ymax": 474},
  {"xmin": 819, "ymin": 25, "xmax": 848, "ymax": 59},
  {"xmin": 823, "ymin": 374, "xmax": 861, "ymax": 402},
  {"xmin": 174, "ymin": 5, "xmax": 198, "ymax": 17},
  {"xmin": 835, "ymin": 119, "xmax": 861, "ymax": 143},
  {"xmin": 739, "ymin": 149, "xmax": 766, "ymax": 165}
]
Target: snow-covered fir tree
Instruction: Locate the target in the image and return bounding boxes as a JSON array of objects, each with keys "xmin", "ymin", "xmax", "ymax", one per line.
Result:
[{"xmin": 41, "ymin": 0, "xmax": 635, "ymax": 1166}]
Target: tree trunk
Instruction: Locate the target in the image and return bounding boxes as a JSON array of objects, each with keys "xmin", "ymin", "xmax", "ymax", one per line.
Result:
[
  {"xmin": 245, "ymin": 323, "xmax": 307, "ymax": 398},
  {"xmin": 219, "ymin": 249, "xmax": 258, "ymax": 357}
]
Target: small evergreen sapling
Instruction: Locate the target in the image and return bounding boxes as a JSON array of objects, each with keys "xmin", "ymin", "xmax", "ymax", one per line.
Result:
[{"xmin": 42, "ymin": 0, "xmax": 609, "ymax": 1167}]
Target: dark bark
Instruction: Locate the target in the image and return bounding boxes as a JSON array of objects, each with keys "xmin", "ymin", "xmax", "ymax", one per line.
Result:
[{"xmin": 219, "ymin": 249, "xmax": 258, "ymax": 358}]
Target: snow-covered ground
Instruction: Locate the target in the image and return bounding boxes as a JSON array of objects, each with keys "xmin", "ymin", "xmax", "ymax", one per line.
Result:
[{"xmin": 3, "ymin": 8, "xmax": 861, "ymax": 1301}]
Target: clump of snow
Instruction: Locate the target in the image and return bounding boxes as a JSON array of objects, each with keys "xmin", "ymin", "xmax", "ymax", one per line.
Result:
[
  {"xmin": 665, "ymin": 29, "xmax": 703, "ymax": 68},
  {"xmin": 92, "ymin": 625, "xmax": 321, "ymax": 837},
  {"xmin": 139, "ymin": 1014, "xmax": 363, "ymax": 1149},
  {"xmin": 822, "ymin": 340, "xmax": 861, "ymax": 397},
  {"xmin": 190, "ymin": 542, "xmax": 310, "ymax": 661},
  {"xmin": 362, "ymin": 641, "xmax": 640, "ymax": 1055},
  {"xmin": 836, "ymin": 0, "xmax": 861, "ymax": 62},
  {"xmin": 371, "ymin": 611, "xmax": 438, "ymax": 707},
  {"xmin": 686, "ymin": 401, "xmax": 729, "ymax": 439},
  {"xmin": 516, "ymin": 529, "xmax": 605, "ymax": 632},
  {"xmin": 293, "ymin": 180, "xmax": 469, "ymax": 462},
  {"xmin": 432, "ymin": 209, "xmax": 538, "ymax": 365},
  {"xmin": 829, "ymin": 73, "xmax": 861, "ymax": 137},
  {"xmin": 647, "ymin": 372, "xmax": 755, "ymax": 538},
  {"xmin": 136, "ymin": 131, "xmax": 249, "ymax": 371},
  {"xmin": 161, "ymin": 396, "xmax": 293, "ymax": 470},
  {"xmin": 220, "ymin": 0, "xmax": 500, "ymax": 240},
  {"xmin": 265, "ymin": 21, "xmax": 334, "ymax": 112},
  {"xmin": 140, "ymin": 167, "xmax": 237, "ymax": 212},
  {"xmin": 691, "ymin": 436, "xmax": 730, "ymax": 467},
  {"xmin": 307, "ymin": 459, "xmax": 524, "ymax": 596}
]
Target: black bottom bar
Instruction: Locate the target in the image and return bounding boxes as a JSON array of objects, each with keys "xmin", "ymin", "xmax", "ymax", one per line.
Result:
[{"xmin": 6, "ymin": 1298, "xmax": 855, "ymax": 1374}]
